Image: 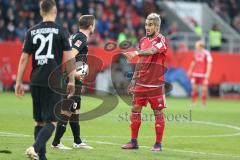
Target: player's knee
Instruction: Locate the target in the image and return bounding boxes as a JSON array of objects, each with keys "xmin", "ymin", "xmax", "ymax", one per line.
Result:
[
  {"xmin": 202, "ymin": 85, "xmax": 208, "ymax": 91},
  {"xmin": 131, "ymin": 106, "xmax": 142, "ymax": 113},
  {"xmin": 50, "ymin": 121, "xmax": 57, "ymax": 127},
  {"xmin": 153, "ymin": 109, "xmax": 163, "ymax": 116},
  {"xmin": 192, "ymin": 84, "xmax": 197, "ymax": 90}
]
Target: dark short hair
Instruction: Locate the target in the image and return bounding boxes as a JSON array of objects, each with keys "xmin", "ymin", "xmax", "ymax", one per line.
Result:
[
  {"xmin": 40, "ymin": 0, "xmax": 56, "ymax": 14},
  {"xmin": 78, "ymin": 15, "xmax": 95, "ymax": 30}
]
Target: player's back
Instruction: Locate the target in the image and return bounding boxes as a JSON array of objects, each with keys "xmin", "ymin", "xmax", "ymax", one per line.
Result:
[{"xmin": 23, "ymin": 21, "xmax": 71, "ymax": 86}]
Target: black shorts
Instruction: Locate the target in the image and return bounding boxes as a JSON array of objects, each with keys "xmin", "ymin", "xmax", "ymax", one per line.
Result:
[
  {"xmin": 31, "ymin": 86, "xmax": 61, "ymax": 123},
  {"xmin": 54, "ymin": 95, "xmax": 81, "ymax": 123},
  {"xmin": 62, "ymin": 95, "xmax": 81, "ymax": 111}
]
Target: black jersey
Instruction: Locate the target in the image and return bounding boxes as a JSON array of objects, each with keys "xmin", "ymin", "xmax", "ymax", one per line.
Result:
[
  {"xmin": 71, "ymin": 31, "xmax": 88, "ymax": 63},
  {"xmin": 23, "ymin": 21, "xmax": 72, "ymax": 87},
  {"xmin": 70, "ymin": 31, "xmax": 88, "ymax": 87}
]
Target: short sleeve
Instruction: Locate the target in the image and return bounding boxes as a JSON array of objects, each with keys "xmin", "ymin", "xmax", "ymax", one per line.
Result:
[
  {"xmin": 152, "ymin": 36, "xmax": 168, "ymax": 55},
  {"xmin": 72, "ymin": 37, "xmax": 87, "ymax": 53},
  {"xmin": 61, "ymin": 29, "xmax": 72, "ymax": 51},
  {"xmin": 22, "ymin": 31, "xmax": 33, "ymax": 54}
]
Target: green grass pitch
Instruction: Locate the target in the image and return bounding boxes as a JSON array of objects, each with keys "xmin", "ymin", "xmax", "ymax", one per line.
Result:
[{"xmin": 0, "ymin": 92, "xmax": 240, "ymax": 160}]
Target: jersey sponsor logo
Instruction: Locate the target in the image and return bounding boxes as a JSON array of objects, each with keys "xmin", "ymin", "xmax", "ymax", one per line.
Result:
[{"xmin": 74, "ymin": 40, "xmax": 82, "ymax": 47}]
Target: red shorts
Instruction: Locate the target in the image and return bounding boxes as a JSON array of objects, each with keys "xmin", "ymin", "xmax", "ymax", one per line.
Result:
[
  {"xmin": 132, "ymin": 85, "xmax": 166, "ymax": 110},
  {"xmin": 191, "ymin": 77, "xmax": 208, "ymax": 85}
]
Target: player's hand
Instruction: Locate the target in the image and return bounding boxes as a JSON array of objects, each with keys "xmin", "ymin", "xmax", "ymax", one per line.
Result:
[
  {"xmin": 123, "ymin": 51, "xmax": 138, "ymax": 60},
  {"xmin": 15, "ymin": 83, "xmax": 25, "ymax": 98},
  {"xmin": 67, "ymin": 82, "xmax": 75, "ymax": 98},
  {"xmin": 76, "ymin": 74, "xmax": 85, "ymax": 82}
]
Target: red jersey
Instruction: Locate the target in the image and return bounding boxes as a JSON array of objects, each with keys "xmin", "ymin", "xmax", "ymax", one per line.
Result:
[
  {"xmin": 192, "ymin": 49, "xmax": 212, "ymax": 77},
  {"xmin": 136, "ymin": 33, "xmax": 168, "ymax": 87}
]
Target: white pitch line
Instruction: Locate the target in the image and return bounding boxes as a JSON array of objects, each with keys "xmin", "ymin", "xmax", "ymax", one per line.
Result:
[
  {"xmin": 169, "ymin": 120, "xmax": 240, "ymax": 138},
  {"xmin": 0, "ymin": 131, "xmax": 31, "ymax": 137},
  {"xmin": 85, "ymin": 140, "xmax": 240, "ymax": 159},
  {"xmin": 1, "ymin": 120, "xmax": 240, "ymax": 158},
  {"xmin": 192, "ymin": 120, "xmax": 240, "ymax": 131},
  {"xmin": 1, "ymin": 120, "xmax": 240, "ymax": 139},
  {"xmin": 1, "ymin": 131, "xmax": 240, "ymax": 159},
  {"xmin": 67, "ymin": 120, "xmax": 240, "ymax": 139}
]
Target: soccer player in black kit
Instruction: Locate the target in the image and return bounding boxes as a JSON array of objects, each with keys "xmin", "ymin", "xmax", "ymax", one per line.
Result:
[
  {"xmin": 15, "ymin": 0, "xmax": 75, "ymax": 159},
  {"xmin": 51, "ymin": 15, "xmax": 95, "ymax": 150}
]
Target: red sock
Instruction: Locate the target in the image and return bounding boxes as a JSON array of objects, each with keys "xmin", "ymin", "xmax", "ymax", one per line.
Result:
[
  {"xmin": 130, "ymin": 112, "xmax": 141, "ymax": 140},
  {"xmin": 191, "ymin": 90, "xmax": 198, "ymax": 103},
  {"xmin": 202, "ymin": 90, "xmax": 207, "ymax": 105},
  {"xmin": 155, "ymin": 114, "xmax": 165, "ymax": 143}
]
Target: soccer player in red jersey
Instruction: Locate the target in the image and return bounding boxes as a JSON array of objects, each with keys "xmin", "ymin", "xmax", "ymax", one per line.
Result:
[
  {"xmin": 188, "ymin": 40, "xmax": 212, "ymax": 106},
  {"xmin": 121, "ymin": 13, "xmax": 168, "ymax": 152}
]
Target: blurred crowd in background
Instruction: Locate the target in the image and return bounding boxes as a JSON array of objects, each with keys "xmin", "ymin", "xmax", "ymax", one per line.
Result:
[
  {"xmin": 0, "ymin": 0, "xmax": 239, "ymax": 95},
  {"xmin": 1, "ymin": 0, "xmax": 240, "ymax": 45},
  {"xmin": 0, "ymin": 0, "xmax": 170, "ymax": 46},
  {"xmin": 186, "ymin": 0, "xmax": 240, "ymax": 33}
]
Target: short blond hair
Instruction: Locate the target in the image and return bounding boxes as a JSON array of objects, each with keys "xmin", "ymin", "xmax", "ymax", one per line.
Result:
[
  {"xmin": 147, "ymin": 13, "xmax": 161, "ymax": 28},
  {"xmin": 196, "ymin": 40, "xmax": 205, "ymax": 48}
]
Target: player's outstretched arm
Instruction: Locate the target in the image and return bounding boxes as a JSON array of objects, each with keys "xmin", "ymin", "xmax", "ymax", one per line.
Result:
[
  {"xmin": 123, "ymin": 47, "xmax": 158, "ymax": 59},
  {"xmin": 137, "ymin": 47, "xmax": 158, "ymax": 56},
  {"xmin": 15, "ymin": 53, "xmax": 30, "ymax": 98}
]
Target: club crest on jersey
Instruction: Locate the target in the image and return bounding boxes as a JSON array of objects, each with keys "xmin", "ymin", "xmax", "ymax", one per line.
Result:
[
  {"xmin": 75, "ymin": 40, "xmax": 82, "ymax": 47},
  {"xmin": 155, "ymin": 42, "xmax": 163, "ymax": 49}
]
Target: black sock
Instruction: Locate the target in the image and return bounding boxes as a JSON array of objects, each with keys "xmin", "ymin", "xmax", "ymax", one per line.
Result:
[
  {"xmin": 34, "ymin": 126, "xmax": 43, "ymax": 139},
  {"xmin": 52, "ymin": 122, "xmax": 67, "ymax": 146},
  {"xmin": 34, "ymin": 126, "xmax": 46, "ymax": 160},
  {"xmin": 33, "ymin": 123, "xmax": 55, "ymax": 152},
  {"xmin": 70, "ymin": 122, "xmax": 82, "ymax": 144},
  {"xmin": 131, "ymin": 139, "xmax": 138, "ymax": 144}
]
